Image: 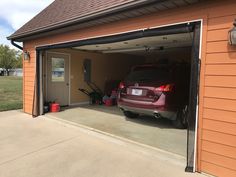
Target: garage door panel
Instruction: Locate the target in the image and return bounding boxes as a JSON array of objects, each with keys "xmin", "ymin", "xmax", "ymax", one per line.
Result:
[
  {"xmin": 204, "ymin": 98, "xmax": 236, "ymax": 112},
  {"xmin": 201, "ymin": 161, "xmax": 236, "ymax": 177},
  {"xmin": 202, "ymin": 151, "xmax": 236, "ymax": 171},
  {"xmin": 203, "ymin": 119, "xmax": 236, "ymax": 136},
  {"xmin": 204, "ymin": 87, "xmax": 236, "ymax": 100},
  {"xmin": 203, "ymin": 108, "xmax": 236, "ymax": 124},
  {"xmin": 205, "ymin": 76, "xmax": 236, "ymax": 88},
  {"xmin": 205, "ymin": 64, "xmax": 236, "ymax": 76},
  {"xmin": 202, "ymin": 140, "xmax": 236, "ymax": 159},
  {"xmin": 206, "ymin": 52, "xmax": 236, "ymax": 64},
  {"xmin": 202, "ymin": 130, "xmax": 236, "ymax": 148}
]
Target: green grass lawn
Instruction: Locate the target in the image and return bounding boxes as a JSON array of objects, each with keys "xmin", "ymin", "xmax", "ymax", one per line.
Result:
[{"xmin": 0, "ymin": 76, "xmax": 23, "ymax": 111}]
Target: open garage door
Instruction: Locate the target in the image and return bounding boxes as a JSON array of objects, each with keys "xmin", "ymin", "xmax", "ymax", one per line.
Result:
[
  {"xmin": 186, "ymin": 22, "xmax": 201, "ymax": 172},
  {"xmin": 35, "ymin": 21, "xmax": 202, "ymax": 171}
]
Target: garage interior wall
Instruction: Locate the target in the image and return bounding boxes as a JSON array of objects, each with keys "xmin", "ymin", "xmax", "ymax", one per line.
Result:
[
  {"xmin": 22, "ymin": 1, "xmax": 236, "ymax": 176},
  {"xmin": 44, "ymin": 49, "xmax": 144, "ymax": 104},
  {"xmin": 43, "ymin": 47, "xmax": 191, "ymax": 104}
]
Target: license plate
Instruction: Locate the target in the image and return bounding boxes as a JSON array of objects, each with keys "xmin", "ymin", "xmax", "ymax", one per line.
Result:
[{"xmin": 131, "ymin": 89, "xmax": 142, "ymax": 96}]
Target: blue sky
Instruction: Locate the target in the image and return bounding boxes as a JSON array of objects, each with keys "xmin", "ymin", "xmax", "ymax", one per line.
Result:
[{"xmin": 0, "ymin": 0, "xmax": 54, "ymax": 49}]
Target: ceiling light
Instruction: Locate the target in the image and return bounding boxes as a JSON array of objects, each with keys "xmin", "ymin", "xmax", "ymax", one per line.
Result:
[
  {"xmin": 102, "ymin": 46, "xmax": 164, "ymax": 54},
  {"xmin": 102, "ymin": 47, "xmax": 146, "ymax": 53}
]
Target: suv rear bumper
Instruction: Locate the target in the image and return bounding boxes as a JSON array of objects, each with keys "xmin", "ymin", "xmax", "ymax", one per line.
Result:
[{"xmin": 118, "ymin": 104, "xmax": 177, "ymax": 121}]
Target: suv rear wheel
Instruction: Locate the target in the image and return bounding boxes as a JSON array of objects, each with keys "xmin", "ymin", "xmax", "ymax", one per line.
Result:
[
  {"xmin": 172, "ymin": 106, "xmax": 188, "ymax": 129},
  {"xmin": 123, "ymin": 111, "xmax": 139, "ymax": 119}
]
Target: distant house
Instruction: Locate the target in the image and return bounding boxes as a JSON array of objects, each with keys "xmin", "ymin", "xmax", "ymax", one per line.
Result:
[
  {"xmin": 0, "ymin": 68, "xmax": 4, "ymax": 76},
  {"xmin": 0, "ymin": 68, "xmax": 23, "ymax": 76},
  {"xmin": 9, "ymin": 68, "xmax": 23, "ymax": 77}
]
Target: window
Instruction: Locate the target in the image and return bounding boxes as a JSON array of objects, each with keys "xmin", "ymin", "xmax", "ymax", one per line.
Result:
[{"xmin": 51, "ymin": 58, "xmax": 65, "ymax": 82}]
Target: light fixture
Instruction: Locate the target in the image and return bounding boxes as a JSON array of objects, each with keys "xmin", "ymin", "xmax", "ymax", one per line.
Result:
[
  {"xmin": 23, "ymin": 51, "xmax": 30, "ymax": 60},
  {"xmin": 102, "ymin": 47, "xmax": 147, "ymax": 53},
  {"xmin": 229, "ymin": 19, "xmax": 236, "ymax": 45},
  {"xmin": 102, "ymin": 46, "xmax": 164, "ymax": 54}
]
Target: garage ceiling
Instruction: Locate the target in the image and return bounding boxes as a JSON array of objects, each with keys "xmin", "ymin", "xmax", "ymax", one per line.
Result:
[{"xmin": 74, "ymin": 32, "xmax": 193, "ymax": 54}]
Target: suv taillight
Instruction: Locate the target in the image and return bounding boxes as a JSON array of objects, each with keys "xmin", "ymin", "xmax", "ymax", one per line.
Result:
[
  {"xmin": 155, "ymin": 84, "xmax": 174, "ymax": 92},
  {"xmin": 119, "ymin": 82, "xmax": 125, "ymax": 89}
]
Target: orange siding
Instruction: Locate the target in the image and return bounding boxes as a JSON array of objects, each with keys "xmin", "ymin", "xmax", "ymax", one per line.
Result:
[
  {"xmin": 201, "ymin": 3, "xmax": 236, "ymax": 176},
  {"xmin": 22, "ymin": 1, "xmax": 236, "ymax": 176},
  {"xmin": 206, "ymin": 52, "xmax": 236, "ymax": 64},
  {"xmin": 205, "ymin": 75, "xmax": 236, "ymax": 88}
]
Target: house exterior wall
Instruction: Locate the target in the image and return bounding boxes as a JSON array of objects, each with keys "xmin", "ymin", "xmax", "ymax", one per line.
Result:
[{"xmin": 23, "ymin": 1, "xmax": 236, "ymax": 176}]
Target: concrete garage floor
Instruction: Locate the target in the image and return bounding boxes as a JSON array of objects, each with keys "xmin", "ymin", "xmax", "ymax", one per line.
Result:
[
  {"xmin": 47, "ymin": 105, "xmax": 187, "ymax": 157},
  {"xmin": 0, "ymin": 110, "xmax": 205, "ymax": 177}
]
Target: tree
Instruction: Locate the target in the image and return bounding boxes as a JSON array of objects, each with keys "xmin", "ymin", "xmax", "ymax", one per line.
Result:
[
  {"xmin": 14, "ymin": 51, "xmax": 23, "ymax": 68},
  {"xmin": 0, "ymin": 45, "xmax": 19, "ymax": 76}
]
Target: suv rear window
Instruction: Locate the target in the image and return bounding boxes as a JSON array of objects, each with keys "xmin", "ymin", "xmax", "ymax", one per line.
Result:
[{"xmin": 125, "ymin": 66, "xmax": 169, "ymax": 82}]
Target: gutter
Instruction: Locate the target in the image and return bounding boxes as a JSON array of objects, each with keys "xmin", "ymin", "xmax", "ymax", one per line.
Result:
[
  {"xmin": 11, "ymin": 40, "xmax": 23, "ymax": 50},
  {"xmin": 8, "ymin": 0, "xmax": 164, "ymax": 41}
]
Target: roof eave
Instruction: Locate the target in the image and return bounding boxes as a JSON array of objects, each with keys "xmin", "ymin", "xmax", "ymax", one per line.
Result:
[{"xmin": 8, "ymin": 0, "xmax": 161, "ymax": 42}]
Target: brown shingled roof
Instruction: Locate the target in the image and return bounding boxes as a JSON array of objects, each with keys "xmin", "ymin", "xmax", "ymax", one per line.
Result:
[
  {"xmin": 9, "ymin": 0, "xmax": 201, "ymax": 41},
  {"xmin": 8, "ymin": 0, "xmax": 150, "ymax": 40}
]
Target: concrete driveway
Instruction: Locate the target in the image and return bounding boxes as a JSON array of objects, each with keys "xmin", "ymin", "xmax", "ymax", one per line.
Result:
[
  {"xmin": 0, "ymin": 110, "xmax": 204, "ymax": 177},
  {"xmin": 47, "ymin": 105, "xmax": 187, "ymax": 156}
]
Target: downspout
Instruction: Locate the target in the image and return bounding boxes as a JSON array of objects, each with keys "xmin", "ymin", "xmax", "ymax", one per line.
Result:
[
  {"xmin": 11, "ymin": 40, "xmax": 23, "ymax": 50},
  {"xmin": 11, "ymin": 40, "xmax": 25, "ymax": 115}
]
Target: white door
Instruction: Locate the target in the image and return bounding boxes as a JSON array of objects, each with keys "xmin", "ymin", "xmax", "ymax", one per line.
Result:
[{"xmin": 47, "ymin": 52, "xmax": 69, "ymax": 106}]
